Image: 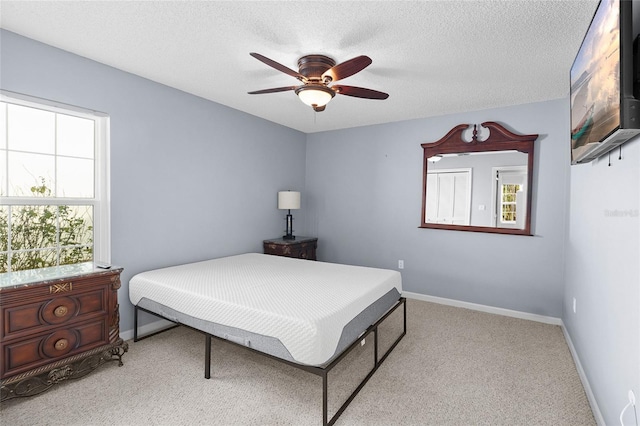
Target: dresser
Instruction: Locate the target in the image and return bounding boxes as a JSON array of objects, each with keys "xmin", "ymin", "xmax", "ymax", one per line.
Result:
[
  {"xmin": 263, "ymin": 237, "xmax": 318, "ymax": 260},
  {"xmin": 0, "ymin": 263, "xmax": 128, "ymax": 401}
]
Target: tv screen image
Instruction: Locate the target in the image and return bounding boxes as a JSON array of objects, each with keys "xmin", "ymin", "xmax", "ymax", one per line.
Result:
[{"xmin": 570, "ymin": 0, "xmax": 621, "ymax": 157}]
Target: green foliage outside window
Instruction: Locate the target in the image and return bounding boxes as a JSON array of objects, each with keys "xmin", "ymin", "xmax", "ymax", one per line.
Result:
[
  {"xmin": 501, "ymin": 184, "xmax": 520, "ymax": 223},
  {"xmin": 0, "ymin": 179, "xmax": 93, "ymax": 273}
]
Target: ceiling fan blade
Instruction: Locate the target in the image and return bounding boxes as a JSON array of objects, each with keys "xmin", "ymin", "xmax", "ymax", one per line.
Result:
[
  {"xmin": 333, "ymin": 85, "xmax": 389, "ymax": 100},
  {"xmin": 248, "ymin": 86, "xmax": 298, "ymax": 95},
  {"xmin": 322, "ymin": 55, "xmax": 372, "ymax": 82},
  {"xmin": 250, "ymin": 53, "xmax": 306, "ymax": 82}
]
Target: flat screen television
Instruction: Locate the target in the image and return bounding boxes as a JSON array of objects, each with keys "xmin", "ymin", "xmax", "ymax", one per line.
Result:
[{"xmin": 570, "ymin": 0, "xmax": 640, "ymax": 164}]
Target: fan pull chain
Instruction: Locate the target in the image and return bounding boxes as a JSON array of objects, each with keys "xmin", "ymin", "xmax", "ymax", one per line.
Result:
[
  {"xmin": 619, "ymin": 145, "xmax": 622, "ymax": 160},
  {"xmin": 608, "ymin": 151, "xmax": 611, "ymax": 166}
]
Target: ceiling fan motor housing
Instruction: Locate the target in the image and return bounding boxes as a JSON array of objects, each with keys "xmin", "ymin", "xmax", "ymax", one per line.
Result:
[{"xmin": 297, "ymin": 55, "xmax": 336, "ymax": 82}]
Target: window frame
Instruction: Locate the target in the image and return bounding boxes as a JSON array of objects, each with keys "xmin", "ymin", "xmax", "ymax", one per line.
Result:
[
  {"xmin": 0, "ymin": 90, "xmax": 110, "ymax": 271},
  {"xmin": 490, "ymin": 165, "xmax": 527, "ymax": 229}
]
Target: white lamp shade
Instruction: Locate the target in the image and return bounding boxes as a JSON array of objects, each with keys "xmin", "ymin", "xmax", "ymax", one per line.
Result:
[{"xmin": 278, "ymin": 191, "xmax": 300, "ymax": 210}]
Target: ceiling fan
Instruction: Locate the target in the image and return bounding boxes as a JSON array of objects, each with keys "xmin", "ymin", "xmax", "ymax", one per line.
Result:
[{"xmin": 248, "ymin": 53, "xmax": 389, "ymax": 112}]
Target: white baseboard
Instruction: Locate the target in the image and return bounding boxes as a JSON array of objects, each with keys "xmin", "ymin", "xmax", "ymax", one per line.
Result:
[
  {"xmin": 402, "ymin": 291, "xmax": 562, "ymax": 325},
  {"xmin": 120, "ymin": 318, "xmax": 176, "ymax": 342},
  {"xmin": 561, "ymin": 323, "xmax": 605, "ymax": 426}
]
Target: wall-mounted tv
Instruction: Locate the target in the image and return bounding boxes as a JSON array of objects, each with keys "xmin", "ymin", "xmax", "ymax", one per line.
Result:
[{"xmin": 570, "ymin": 0, "xmax": 640, "ymax": 165}]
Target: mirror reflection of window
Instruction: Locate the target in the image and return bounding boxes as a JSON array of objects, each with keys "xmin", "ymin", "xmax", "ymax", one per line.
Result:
[
  {"xmin": 501, "ymin": 184, "xmax": 520, "ymax": 223},
  {"xmin": 492, "ymin": 166, "xmax": 527, "ymax": 229}
]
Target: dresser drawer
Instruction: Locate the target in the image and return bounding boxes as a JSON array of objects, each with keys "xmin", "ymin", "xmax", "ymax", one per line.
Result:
[
  {"xmin": 1, "ymin": 318, "xmax": 108, "ymax": 379},
  {"xmin": 2, "ymin": 288, "xmax": 108, "ymax": 341}
]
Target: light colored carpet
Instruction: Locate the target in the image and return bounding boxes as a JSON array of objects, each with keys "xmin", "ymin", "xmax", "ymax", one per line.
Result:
[{"xmin": 0, "ymin": 299, "xmax": 595, "ymax": 425}]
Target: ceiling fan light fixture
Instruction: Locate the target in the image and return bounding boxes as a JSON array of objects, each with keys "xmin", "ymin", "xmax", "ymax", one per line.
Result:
[{"xmin": 295, "ymin": 85, "xmax": 335, "ymax": 108}]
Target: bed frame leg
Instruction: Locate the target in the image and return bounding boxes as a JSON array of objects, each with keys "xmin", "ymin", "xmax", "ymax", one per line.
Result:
[
  {"xmin": 322, "ymin": 371, "xmax": 328, "ymax": 426},
  {"xmin": 374, "ymin": 328, "xmax": 379, "ymax": 364},
  {"xmin": 134, "ymin": 306, "xmax": 139, "ymax": 342},
  {"xmin": 205, "ymin": 334, "xmax": 212, "ymax": 379},
  {"xmin": 404, "ymin": 297, "xmax": 407, "ymax": 335}
]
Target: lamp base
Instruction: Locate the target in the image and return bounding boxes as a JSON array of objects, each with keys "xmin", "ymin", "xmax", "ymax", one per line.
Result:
[{"xmin": 283, "ymin": 212, "xmax": 295, "ymax": 240}]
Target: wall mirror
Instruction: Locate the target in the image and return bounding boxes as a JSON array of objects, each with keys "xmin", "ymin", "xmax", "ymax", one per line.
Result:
[{"xmin": 420, "ymin": 122, "xmax": 537, "ymax": 235}]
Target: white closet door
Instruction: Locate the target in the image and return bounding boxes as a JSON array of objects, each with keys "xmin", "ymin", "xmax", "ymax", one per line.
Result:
[
  {"xmin": 437, "ymin": 173, "xmax": 455, "ymax": 222},
  {"xmin": 425, "ymin": 174, "xmax": 439, "ymax": 223},
  {"xmin": 451, "ymin": 173, "xmax": 469, "ymax": 225},
  {"xmin": 426, "ymin": 170, "xmax": 471, "ymax": 225}
]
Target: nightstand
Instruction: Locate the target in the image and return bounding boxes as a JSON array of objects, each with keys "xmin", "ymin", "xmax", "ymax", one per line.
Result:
[{"xmin": 263, "ymin": 237, "xmax": 318, "ymax": 261}]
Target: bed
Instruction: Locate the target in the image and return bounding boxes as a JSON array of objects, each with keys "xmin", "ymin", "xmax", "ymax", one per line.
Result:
[{"xmin": 129, "ymin": 253, "xmax": 406, "ymax": 425}]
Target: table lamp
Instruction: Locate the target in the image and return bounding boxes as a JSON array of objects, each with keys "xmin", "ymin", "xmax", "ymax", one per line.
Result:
[{"xmin": 278, "ymin": 191, "xmax": 300, "ymax": 240}]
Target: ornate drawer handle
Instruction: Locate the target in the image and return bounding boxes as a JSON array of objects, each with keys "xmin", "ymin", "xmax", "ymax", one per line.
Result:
[
  {"xmin": 54, "ymin": 339, "xmax": 68, "ymax": 351},
  {"xmin": 50, "ymin": 282, "xmax": 73, "ymax": 293},
  {"xmin": 53, "ymin": 306, "xmax": 68, "ymax": 317}
]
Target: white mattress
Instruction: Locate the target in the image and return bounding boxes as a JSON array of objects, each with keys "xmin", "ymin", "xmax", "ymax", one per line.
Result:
[{"xmin": 129, "ymin": 253, "xmax": 402, "ymax": 365}]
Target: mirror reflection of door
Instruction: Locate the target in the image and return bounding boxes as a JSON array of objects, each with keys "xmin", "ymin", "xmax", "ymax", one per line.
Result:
[
  {"xmin": 492, "ymin": 166, "xmax": 527, "ymax": 229},
  {"xmin": 426, "ymin": 168, "xmax": 471, "ymax": 225}
]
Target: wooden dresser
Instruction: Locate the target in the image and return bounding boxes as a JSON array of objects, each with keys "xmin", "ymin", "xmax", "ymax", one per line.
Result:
[
  {"xmin": 0, "ymin": 263, "xmax": 128, "ymax": 401},
  {"xmin": 263, "ymin": 236, "xmax": 318, "ymax": 260}
]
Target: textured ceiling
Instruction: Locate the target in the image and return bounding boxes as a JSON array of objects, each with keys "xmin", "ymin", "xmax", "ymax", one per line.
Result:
[{"xmin": 0, "ymin": 1, "xmax": 598, "ymax": 134}]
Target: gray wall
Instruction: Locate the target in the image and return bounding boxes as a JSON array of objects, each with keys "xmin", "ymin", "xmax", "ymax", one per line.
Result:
[
  {"xmin": 564, "ymin": 136, "xmax": 639, "ymax": 424},
  {"xmin": 304, "ymin": 99, "xmax": 570, "ymax": 317},
  {"xmin": 0, "ymin": 30, "xmax": 307, "ymax": 332}
]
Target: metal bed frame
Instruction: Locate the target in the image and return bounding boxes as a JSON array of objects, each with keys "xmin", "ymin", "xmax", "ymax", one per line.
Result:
[{"xmin": 134, "ymin": 297, "xmax": 406, "ymax": 426}]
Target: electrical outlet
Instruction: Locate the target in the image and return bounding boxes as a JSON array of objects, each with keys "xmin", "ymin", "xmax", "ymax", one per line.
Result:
[
  {"xmin": 398, "ymin": 260, "xmax": 404, "ymax": 269},
  {"xmin": 573, "ymin": 297, "xmax": 577, "ymax": 314}
]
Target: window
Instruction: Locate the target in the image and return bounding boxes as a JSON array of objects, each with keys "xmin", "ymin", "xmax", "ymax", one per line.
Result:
[
  {"xmin": 500, "ymin": 183, "xmax": 521, "ymax": 224},
  {"xmin": 491, "ymin": 166, "xmax": 527, "ymax": 230},
  {"xmin": 0, "ymin": 93, "xmax": 109, "ymax": 273}
]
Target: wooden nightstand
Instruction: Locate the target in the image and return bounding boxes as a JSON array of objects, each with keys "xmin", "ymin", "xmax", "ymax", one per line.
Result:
[{"xmin": 263, "ymin": 237, "xmax": 318, "ymax": 261}]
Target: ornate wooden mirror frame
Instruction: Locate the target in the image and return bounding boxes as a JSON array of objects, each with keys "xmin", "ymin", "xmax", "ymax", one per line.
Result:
[{"xmin": 420, "ymin": 121, "xmax": 538, "ymax": 236}]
